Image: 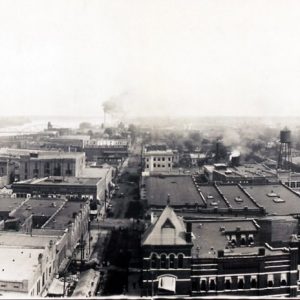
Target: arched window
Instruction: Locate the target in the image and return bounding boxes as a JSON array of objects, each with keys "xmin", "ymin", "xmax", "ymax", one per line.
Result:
[
  {"xmin": 209, "ymin": 278, "xmax": 216, "ymax": 290},
  {"xmin": 251, "ymin": 276, "xmax": 257, "ymax": 288},
  {"xmin": 160, "ymin": 254, "xmax": 167, "ymax": 269},
  {"xmin": 151, "ymin": 253, "xmax": 158, "ymax": 269},
  {"xmin": 200, "ymin": 279, "xmax": 207, "ymax": 291},
  {"xmin": 267, "ymin": 274, "xmax": 274, "ymax": 287},
  {"xmin": 177, "ymin": 254, "xmax": 184, "ymax": 268},
  {"xmin": 281, "ymin": 274, "xmax": 287, "ymax": 286},
  {"xmin": 240, "ymin": 234, "xmax": 246, "ymax": 246},
  {"xmin": 169, "ymin": 254, "xmax": 175, "ymax": 268},
  {"xmin": 225, "ymin": 278, "xmax": 231, "ymax": 290},
  {"xmin": 238, "ymin": 277, "xmax": 244, "ymax": 289}
]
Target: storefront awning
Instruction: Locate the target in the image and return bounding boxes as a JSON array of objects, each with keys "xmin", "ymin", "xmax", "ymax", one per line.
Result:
[
  {"xmin": 47, "ymin": 278, "xmax": 64, "ymax": 296},
  {"xmin": 158, "ymin": 276, "xmax": 176, "ymax": 293}
]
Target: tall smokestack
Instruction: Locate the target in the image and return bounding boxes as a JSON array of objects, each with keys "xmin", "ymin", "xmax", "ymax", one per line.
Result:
[{"xmin": 215, "ymin": 140, "xmax": 220, "ymax": 162}]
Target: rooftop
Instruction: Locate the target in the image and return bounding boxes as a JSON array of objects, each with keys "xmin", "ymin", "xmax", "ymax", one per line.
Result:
[
  {"xmin": 142, "ymin": 205, "xmax": 188, "ymax": 246},
  {"xmin": 11, "ymin": 198, "xmax": 66, "ymax": 225},
  {"xmin": 80, "ymin": 167, "xmax": 111, "ymax": 179},
  {"xmin": 191, "ymin": 220, "xmax": 282, "ymax": 259},
  {"xmin": 243, "ymin": 184, "xmax": 300, "ymax": 215},
  {"xmin": 0, "ymin": 247, "xmax": 43, "ymax": 281},
  {"xmin": 198, "ymin": 185, "xmax": 228, "ymax": 209},
  {"xmin": 0, "ymin": 148, "xmax": 84, "ymax": 160},
  {"xmin": 43, "ymin": 200, "xmax": 86, "ymax": 230},
  {"xmin": 0, "ymin": 232, "xmax": 59, "ymax": 248},
  {"xmin": 144, "ymin": 150, "xmax": 174, "ymax": 156},
  {"xmin": 145, "ymin": 176, "xmax": 204, "ymax": 207},
  {"xmin": 217, "ymin": 184, "xmax": 260, "ymax": 210},
  {"xmin": 16, "ymin": 176, "xmax": 100, "ymax": 186},
  {"xmin": 0, "ymin": 197, "xmax": 25, "ymax": 213}
]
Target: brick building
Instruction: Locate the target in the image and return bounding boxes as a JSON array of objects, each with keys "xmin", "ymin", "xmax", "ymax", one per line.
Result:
[{"xmin": 141, "ymin": 205, "xmax": 298, "ymax": 297}]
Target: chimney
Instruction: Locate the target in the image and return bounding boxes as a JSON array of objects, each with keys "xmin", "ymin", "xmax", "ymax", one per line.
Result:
[
  {"xmin": 186, "ymin": 222, "xmax": 192, "ymax": 243},
  {"xmin": 218, "ymin": 250, "xmax": 224, "ymax": 257}
]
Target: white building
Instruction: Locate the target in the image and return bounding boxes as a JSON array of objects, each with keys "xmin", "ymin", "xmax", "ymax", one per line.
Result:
[
  {"xmin": 143, "ymin": 150, "xmax": 174, "ymax": 173},
  {"xmin": 0, "ymin": 233, "xmax": 60, "ymax": 297}
]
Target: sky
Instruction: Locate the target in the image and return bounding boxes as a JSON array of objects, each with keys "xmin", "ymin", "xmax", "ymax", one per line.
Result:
[{"xmin": 1, "ymin": 0, "xmax": 300, "ymax": 118}]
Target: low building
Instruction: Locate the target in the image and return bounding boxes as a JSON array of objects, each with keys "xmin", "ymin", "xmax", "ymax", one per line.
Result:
[
  {"xmin": 0, "ymin": 232, "xmax": 60, "ymax": 297},
  {"xmin": 83, "ymin": 139, "xmax": 129, "ymax": 164},
  {"xmin": 12, "ymin": 176, "xmax": 103, "ymax": 201},
  {"xmin": 141, "ymin": 206, "xmax": 298, "ymax": 297},
  {"xmin": 142, "ymin": 174, "xmax": 300, "ymax": 218},
  {"xmin": 203, "ymin": 163, "xmax": 278, "ymax": 184}
]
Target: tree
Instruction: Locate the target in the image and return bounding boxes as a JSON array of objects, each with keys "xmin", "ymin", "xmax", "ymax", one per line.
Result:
[{"xmin": 79, "ymin": 122, "xmax": 92, "ymax": 130}]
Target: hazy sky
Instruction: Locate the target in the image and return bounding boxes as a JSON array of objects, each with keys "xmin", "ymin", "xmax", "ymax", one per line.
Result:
[{"xmin": 1, "ymin": 0, "xmax": 300, "ymax": 117}]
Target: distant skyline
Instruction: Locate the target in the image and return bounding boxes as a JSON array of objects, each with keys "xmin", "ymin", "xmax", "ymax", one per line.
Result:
[{"xmin": 1, "ymin": 0, "xmax": 300, "ymax": 117}]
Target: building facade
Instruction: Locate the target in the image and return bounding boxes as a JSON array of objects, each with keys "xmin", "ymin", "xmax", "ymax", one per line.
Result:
[{"xmin": 141, "ymin": 206, "xmax": 299, "ymax": 297}]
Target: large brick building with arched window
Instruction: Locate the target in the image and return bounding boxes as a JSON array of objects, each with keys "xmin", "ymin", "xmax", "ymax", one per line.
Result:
[{"xmin": 141, "ymin": 205, "xmax": 298, "ymax": 297}]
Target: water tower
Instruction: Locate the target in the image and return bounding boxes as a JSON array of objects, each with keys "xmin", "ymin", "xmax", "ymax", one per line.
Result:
[{"xmin": 277, "ymin": 128, "xmax": 292, "ymax": 170}]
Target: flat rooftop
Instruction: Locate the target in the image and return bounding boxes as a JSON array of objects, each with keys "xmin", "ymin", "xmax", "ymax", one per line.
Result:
[
  {"xmin": 80, "ymin": 167, "xmax": 111, "ymax": 179},
  {"xmin": 198, "ymin": 185, "xmax": 228, "ymax": 209},
  {"xmin": 0, "ymin": 148, "xmax": 84, "ymax": 159},
  {"xmin": 243, "ymin": 184, "xmax": 300, "ymax": 215},
  {"xmin": 218, "ymin": 185, "xmax": 260, "ymax": 210},
  {"xmin": 43, "ymin": 201, "xmax": 86, "ymax": 230},
  {"xmin": 0, "ymin": 197, "xmax": 25, "ymax": 212},
  {"xmin": 145, "ymin": 176, "xmax": 204, "ymax": 207},
  {"xmin": 191, "ymin": 220, "xmax": 282, "ymax": 259},
  {"xmin": 11, "ymin": 198, "xmax": 66, "ymax": 224},
  {"xmin": 0, "ymin": 247, "xmax": 43, "ymax": 281},
  {"xmin": 17, "ymin": 176, "xmax": 100, "ymax": 186},
  {"xmin": 0, "ymin": 232, "xmax": 59, "ymax": 248}
]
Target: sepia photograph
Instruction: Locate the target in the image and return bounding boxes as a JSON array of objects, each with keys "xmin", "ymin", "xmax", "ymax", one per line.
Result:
[{"xmin": 0, "ymin": 0, "xmax": 300, "ymax": 298}]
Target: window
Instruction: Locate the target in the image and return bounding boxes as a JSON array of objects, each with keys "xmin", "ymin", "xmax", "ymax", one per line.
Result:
[
  {"xmin": 42, "ymin": 273, "xmax": 45, "ymax": 286},
  {"xmin": 49, "ymin": 267, "xmax": 52, "ymax": 275},
  {"xmin": 169, "ymin": 254, "xmax": 175, "ymax": 268},
  {"xmin": 162, "ymin": 165, "xmax": 165, "ymax": 168},
  {"xmin": 238, "ymin": 277, "xmax": 244, "ymax": 289},
  {"xmin": 151, "ymin": 254, "xmax": 158, "ymax": 269},
  {"xmin": 153, "ymin": 163, "xmax": 156, "ymax": 168},
  {"xmin": 146, "ymin": 164, "xmax": 149, "ymax": 169},
  {"xmin": 177, "ymin": 254, "xmax": 183, "ymax": 268},
  {"xmin": 162, "ymin": 157, "xmax": 165, "ymax": 161},
  {"xmin": 154, "ymin": 158, "xmax": 156, "ymax": 161},
  {"xmin": 248, "ymin": 234, "xmax": 254, "ymax": 244},
  {"xmin": 209, "ymin": 278, "xmax": 216, "ymax": 290},
  {"xmin": 281, "ymin": 273, "xmax": 287, "ymax": 286},
  {"xmin": 158, "ymin": 164, "xmax": 161, "ymax": 167},
  {"xmin": 224, "ymin": 277, "xmax": 231, "ymax": 290},
  {"xmin": 200, "ymin": 278, "xmax": 207, "ymax": 291},
  {"xmin": 168, "ymin": 157, "xmax": 171, "ymax": 161},
  {"xmin": 158, "ymin": 157, "xmax": 161, "ymax": 161},
  {"xmin": 240, "ymin": 234, "xmax": 246, "ymax": 246},
  {"xmin": 251, "ymin": 276, "xmax": 257, "ymax": 288},
  {"xmin": 267, "ymin": 274, "xmax": 274, "ymax": 287},
  {"xmin": 168, "ymin": 164, "xmax": 171, "ymax": 168},
  {"xmin": 160, "ymin": 254, "xmax": 167, "ymax": 269}
]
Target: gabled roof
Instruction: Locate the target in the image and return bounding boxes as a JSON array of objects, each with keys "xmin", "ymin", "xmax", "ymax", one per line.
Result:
[{"xmin": 142, "ymin": 206, "xmax": 188, "ymax": 246}]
